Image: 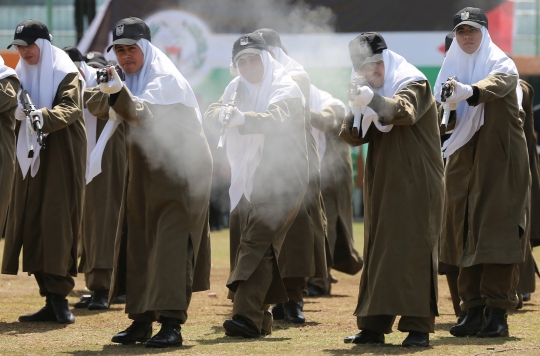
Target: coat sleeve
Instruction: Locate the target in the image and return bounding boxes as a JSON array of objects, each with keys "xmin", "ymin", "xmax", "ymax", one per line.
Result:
[
  {"xmin": 203, "ymin": 96, "xmax": 224, "ymax": 133},
  {"xmin": 40, "ymin": 72, "xmax": 83, "ymax": 133},
  {"xmin": 85, "ymin": 86, "xmax": 111, "ymax": 120},
  {"xmin": 238, "ymin": 97, "xmax": 304, "ymax": 135},
  {"xmin": 310, "ymin": 104, "xmax": 345, "ymax": 132},
  {"xmin": 0, "ymin": 75, "xmax": 20, "ymax": 114},
  {"xmin": 367, "ymin": 80, "xmax": 433, "ymax": 126},
  {"xmin": 467, "ymin": 72, "xmax": 518, "ymax": 107},
  {"xmin": 339, "ymin": 110, "xmax": 372, "ymax": 146}
]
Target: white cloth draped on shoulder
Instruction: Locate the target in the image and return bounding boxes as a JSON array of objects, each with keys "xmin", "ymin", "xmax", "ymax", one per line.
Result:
[
  {"xmin": 222, "ymin": 50, "xmax": 304, "ymax": 211},
  {"xmin": 273, "ymin": 47, "xmax": 309, "ymax": 79},
  {"xmin": 15, "ymin": 38, "xmax": 78, "ymax": 178},
  {"xmin": 79, "ymin": 62, "xmax": 120, "ymax": 184},
  {"xmin": 310, "ymin": 84, "xmax": 346, "ymax": 162},
  {"xmin": 121, "ymin": 39, "xmax": 201, "ymax": 121},
  {"xmin": 350, "ymin": 49, "xmax": 427, "ymax": 137},
  {"xmin": 0, "ymin": 55, "xmax": 17, "ymax": 80},
  {"xmin": 434, "ymin": 26, "xmax": 518, "ymax": 158}
]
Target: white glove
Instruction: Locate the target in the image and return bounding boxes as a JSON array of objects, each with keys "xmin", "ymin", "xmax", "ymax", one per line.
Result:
[
  {"xmin": 353, "ymin": 86, "xmax": 374, "ymax": 107},
  {"xmin": 15, "ymin": 102, "xmax": 26, "ymax": 121},
  {"xmin": 219, "ymin": 107, "xmax": 245, "ymax": 127},
  {"xmin": 99, "ymin": 67, "xmax": 123, "ymax": 94},
  {"xmin": 446, "ymin": 80, "xmax": 473, "ymax": 103}
]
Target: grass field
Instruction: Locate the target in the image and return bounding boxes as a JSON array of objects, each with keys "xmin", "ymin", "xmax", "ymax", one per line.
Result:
[{"xmin": 1, "ymin": 223, "xmax": 540, "ymax": 355}]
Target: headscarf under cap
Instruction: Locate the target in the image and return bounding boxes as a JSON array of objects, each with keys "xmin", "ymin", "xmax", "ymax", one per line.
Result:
[
  {"xmin": 272, "ymin": 47, "xmax": 309, "ymax": 79},
  {"xmin": 119, "ymin": 39, "xmax": 201, "ymax": 121},
  {"xmin": 350, "ymin": 49, "xmax": 427, "ymax": 137},
  {"xmin": 221, "ymin": 50, "xmax": 304, "ymax": 211},
  {"xmin": 15, "ymin": 38, "xmax": 78, "ymax": 178},
  {"xmin": 434, "ymin": 26, "xmax": 518, "ymax": 157}
]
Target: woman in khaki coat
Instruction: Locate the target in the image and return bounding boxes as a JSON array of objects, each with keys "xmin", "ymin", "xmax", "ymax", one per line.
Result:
[
  {"xmin": 86, "ymin": 17, "xmax": 212, "ymax": 348},
  {"xmin": 2, "ymin": 21, "xmax": 85, "ymax": 325},
  {"xmin": 436, "ymin": 7, "xmax": 530, "ymax": 338},
  {"xmin": 341, "ymin": 33, "xmax": 444, "ymax": 348}
]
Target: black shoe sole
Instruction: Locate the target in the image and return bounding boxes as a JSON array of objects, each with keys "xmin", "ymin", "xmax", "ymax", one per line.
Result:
[
  {"xmin": 477, "ymin": 330, "xmax": 509, "ymax": 338},
  {"xmin": 88, "ymin": 304, "xmax": 109, "ymax": 311},
  {"xmin": 223, "ymin": 321, "xmax": 260, "ymax": 338},
  {"xmin": 111, "ymin": 337, "xmax": 150, "ymax": 344}
]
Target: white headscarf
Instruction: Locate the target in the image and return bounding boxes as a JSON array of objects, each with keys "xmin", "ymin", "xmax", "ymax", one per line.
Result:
[
  {"xmin": 120, "ymin": 39, "xmax": 201, "ymax": 122},
  {"xmin": 434, "ymin": 26, "xmax": 518, "ymax": 158},
  {"xmin": 273, "ymin": 47, "xmax": 309, "ymax": 79},
  {"xmin": 351, "ymin": 49, "xmax": 427, "ymax": 137},
  {"xmin": 15, "ymin": 38, "xmax": 78, "ymax": 178},
  {"xmin": 310, "ymin": 84, "xmax": 346, "ymax": 162},
  {"xmin": 222, "ymin": 50, "xmax": 305, "ymax": 211},
  {"xmin": 0, "ymin": 55, "xmax": 17, "ymax": 80}
]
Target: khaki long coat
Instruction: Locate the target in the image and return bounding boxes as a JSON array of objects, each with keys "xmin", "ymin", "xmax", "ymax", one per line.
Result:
[
  {"xmin": 78, "ymin": 116, "xmax": 127, "ymax": 275},
  {"xmin": 311, "ymin": 104, "xmax": 363, "ymax": 275},
  {"xmin": 0, "ymin": 75, "xmax": 19, "ymax": 233},
  {"xmin": 517, "ymin": 80, "xmax": 538, "ymax": 294},
  {"xmin": 204, "ymin": 97, "xmax": 309, "ymax": 303},
  {"xmin": 440, "ymin": 73, "xmax": 530, "ymax": 267},
  {"xmin": 87, "ymin": 86, "xmax": 212, "ymax": 313},
  {"xmin": 279, "ymin": 76, "xmax": 328, "ymax": 279},
  {"xmin": 340, "ymin": 81, "xmax": 444, "ymax": 317},
  {"xmin": 2, "ymin": 73, "xmax": 85, "ymax": 277}
]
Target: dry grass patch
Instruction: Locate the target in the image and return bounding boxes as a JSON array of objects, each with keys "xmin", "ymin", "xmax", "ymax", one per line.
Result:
[{"xmin": 0, "ymin": 223, "xmax": 539, "ymax": 355}]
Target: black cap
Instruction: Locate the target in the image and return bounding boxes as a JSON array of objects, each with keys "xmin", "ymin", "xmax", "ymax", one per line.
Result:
[
  {"xmin": 445, "ymin": 32, "xmax": 455, "ymax": 54},
  {"xmin": 256, "ymin": 28, "xmax": 288, "ymax": 54},
  {"xmin": 63, "ymin": 46, "xmax": 84, "ymax": 67},
  {"xmin": 453, "ymin": 7, "xmax": 488, "ymax": 31},
  {"xmin": 8, "ymin": 19, "xmax": 50, "ymax": 49},
  {"xmin": 106, "ymin": 17, "xmax": 151, "ymax": 52},
  {"xmin": 84, "ymin": 51, "xmax": 107, "ymax": 68},
  {"xmin": 232, "ymin": 32, "xmax": 268, "ymax": 65},
  {"xmin": 349, "ymin": 32, "xmax": 387, "ymax": 71}
]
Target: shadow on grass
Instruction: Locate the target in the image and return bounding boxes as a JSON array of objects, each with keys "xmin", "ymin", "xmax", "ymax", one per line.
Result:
[
  {"xmin": 67, "ymin": 344, "xmax": 194, "ymax": 355},
  {"xmin": 196, "ymin": 335, "xmax": 291, "ymax": 345},
  {"xmin": 434, "ymin": 322, "xmax": 455, "ymax": 332},
  {"xmin": 305, "ymin": 294, "xmax": 349, "ymax": 299},
  {"xmin": 0, "ymin": 321, "xmax": 67, "ymax": 335},
  {"xmin": 324, "ymin": 344, "xmax": 431, "ymax": 355},
  {"xmin": 431, "ymin": 335, "xmax": 521, "ymax": 346},
  {"xmin": 273, "ymin": 321, "xmax": 321, "ymax": 330}
]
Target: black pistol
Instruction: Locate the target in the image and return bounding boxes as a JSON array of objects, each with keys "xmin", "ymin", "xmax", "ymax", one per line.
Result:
[
  {"xmin": 440, "ymin": 76, "xmax": 457, "ymax": 134},
  {"xmin": 96, "ymin": 65, "xmax": 125, "ymax": 84}
]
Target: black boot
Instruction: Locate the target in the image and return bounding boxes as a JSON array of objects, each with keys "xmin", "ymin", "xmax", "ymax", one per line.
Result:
[
  {"xmin": 73, "ymin": 294, "xmax": 92, "ymax": 308},
  {"xmin": 449, "ymin": 305, "xmax": 486, "ymax": 337},
  {"xmin": 271, "ymin": 303, "xmax": 284, "ymax": 320},
  {"xmin": 223, "ymin": 317, "xmax": 261, "ymax": 338},
  {"xmin": 112, "ymin": 295, "xmax": 126, "ymax": 304},
  {"xmin": 50, "ymin": 293, "xmax": 75, "ymax": 324},
  {"xmin": 283, "ymin": 301, "xmax": 305, "ymax": 324},
  {"xmin": 477, "ymin": 308, "xmax": 509, "ymax": 338},
  {"xmin": 344, "ymin": 329, "xmax": 385, "ymax": 344},
  {"xmin": 145, "ymin": 317, "xmax": 182, "ymax": 348},
  {"xmin": 88, "ymin": 290, "xmax": 109, "ymax": 310},
  {"xmin": 402, "ymin": 331, "xmax": 429, "ymax": 347},
  {"xmin": 19, "ymin": 294, "xmax": 57, "ymax": 322},
  {"xmin": 111, "ymin": 321, "xmax": 153, "ymax": 344}
]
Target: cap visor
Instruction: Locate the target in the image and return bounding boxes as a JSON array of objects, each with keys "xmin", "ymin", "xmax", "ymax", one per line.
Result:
[
  {"xmin": 7, "ymin": 38, "xmax": 36, "ymax": 49},
  {"xmin": 106, "ymin": 38, "xmax": 139, "ymax": 52},
  {"xmin": 233, "ymin": 48, "xmax": 262, "ymax": 63},
  {"xmin": 87, "ymin": 61, "xmax": 106, "ymax": 68},
  {"xmin": 453, "ymin": 21, "xmax": 483, "ymax": 32},
  {"xmin": 361, "ymin": 53, "xmax": 383, "ymax": 67}
]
